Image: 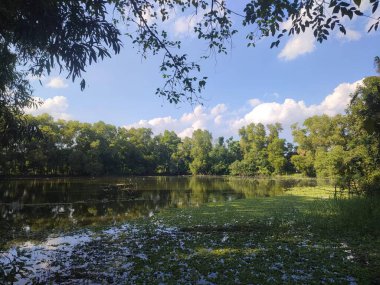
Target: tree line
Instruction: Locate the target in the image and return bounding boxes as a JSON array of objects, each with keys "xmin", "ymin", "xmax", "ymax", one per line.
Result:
[
  {"xmin": 0, "ymin": 113, "xmax": 298, "ymax": 177},
  {"xmin": 1, "ymin": 77, "xmax": 379, "ymax": 194}
]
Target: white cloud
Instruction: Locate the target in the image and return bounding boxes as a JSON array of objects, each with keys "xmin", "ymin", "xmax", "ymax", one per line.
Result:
[
  {"xmin": 172, "ymin": 5, "xmax": 226, "ymax": 38},
  {"xmin": 319, "ymin": 81, "xmax": 361, "ymax": 114},
  {"xmin": 124, "ymin": 79, "xmax": 362, "ymax": 140},
  {"xmin": 248, "ymin": 99, "xmax": 262, "ymax": 107},
  {"xmin": 125, "ymin": 104, "xmax": 231, "ymax": 138},
  {"xmin": 137, "ymin": 5, "xmax": 176, "ymax": 27},
  {"xmin": 337, "ymin": 28, "xmax": 362, "ymax": 41},
  {"xmin": 211, "ymin": 104, "xmax": 227, "ymax": 116},
  {"xmin": 149, "ymin": 116, "xmax": 176, "ymax": 126},
  {"xmin": 25, "ymin": 96, "xmax": 72, "ymax": 120},
  {"xmin": 278, "ymin": 30, "xmax": 316, "ymax": 61},
  {"xmin": 278, "ymin": 1, "xmax": 367, "ymax": 61},
  {"xmin": 233, "ymin": 79, "xmax": 362, "ymax": 130},
  {"xmin": 178, "ymin": 127, "xmax": 195, "ymax": 138},
  {"xmin": 173, "ymin": 14, "xmax": 200, "ymax": 37},
  {"xmin": 46, "ymin": 77, "xmax": 68, "ymax": 89},
  {"xmin": 214, "ymin": 115, "xmax": 223, "ymax": 125}
]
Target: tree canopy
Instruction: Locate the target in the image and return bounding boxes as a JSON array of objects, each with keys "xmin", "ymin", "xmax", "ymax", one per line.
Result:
[{"xmin": 1, "ymin": 0, "xmax": 379, "ymax": 145}]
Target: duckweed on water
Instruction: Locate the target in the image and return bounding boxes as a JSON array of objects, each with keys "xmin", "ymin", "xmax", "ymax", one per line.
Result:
[{"xmin": 1, "ymin": 186, "xmax": 379, "ymax": 284}]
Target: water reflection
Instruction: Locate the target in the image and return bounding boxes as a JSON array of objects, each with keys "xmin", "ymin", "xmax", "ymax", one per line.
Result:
[{"xmin": 0, "ymin": 176, "xmax": 327, "ymax": 246}]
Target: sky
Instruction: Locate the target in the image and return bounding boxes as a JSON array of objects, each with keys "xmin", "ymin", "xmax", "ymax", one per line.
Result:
[{"xmin": 25, "ymin": 1, "xmax": 380, "ymax": 141}]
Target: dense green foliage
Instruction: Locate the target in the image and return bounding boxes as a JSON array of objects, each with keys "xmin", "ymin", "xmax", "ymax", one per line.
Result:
[
  {"xmin": 1, "ymin": 77, "xmax": 379, "ymax": 194},
  {"xmin": 0, "ymin": 115, "xmax": 291, "ymax": 176},
  {"xmin": 292, "ymin": 77, "xmax": 380, "ymax": 194}
]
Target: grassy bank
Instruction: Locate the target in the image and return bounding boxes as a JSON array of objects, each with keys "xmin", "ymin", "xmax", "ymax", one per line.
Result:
[{"xmin": 2, "ymin": 186, "xmax": 380, "ymax": 284}]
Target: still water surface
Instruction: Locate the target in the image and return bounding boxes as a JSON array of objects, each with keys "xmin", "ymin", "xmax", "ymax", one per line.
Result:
[{"xmin": 0, "ymin": 176, "xmax": 325, "ymax": 246}]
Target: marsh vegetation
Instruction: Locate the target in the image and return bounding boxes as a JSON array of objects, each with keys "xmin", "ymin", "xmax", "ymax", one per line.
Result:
[{"xmin": 1, "ymin": 177, "xmax": 379, "ymax": 284}]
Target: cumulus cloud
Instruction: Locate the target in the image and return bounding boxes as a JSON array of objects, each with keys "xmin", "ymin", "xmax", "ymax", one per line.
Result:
[
  {"xmin": 125, "ymin": 104, "xmax": 232, "ymax": 139},
  {"xmin": 278, "ymin": 30, "xmax": 316, "ymax": 61},
  {"xmin": 46, "ymin": 77, "xmax": 68, "ymax": 88},
  {"xmin": 124, "ymin": 80, "xmax": 362, "ymax": 139},
  {"xmin": 233, "ymin": 79, "xmax": 362, "ymax": 130},
  {"xmin": 211, "ymin": 104, "xmax": 227, "ymax": 116},
  {"xmin": 25, "ymin": 96, "xmax": 72, "ymax": 120}
]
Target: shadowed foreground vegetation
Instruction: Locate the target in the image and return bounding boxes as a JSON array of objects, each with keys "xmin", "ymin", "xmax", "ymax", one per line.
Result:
[{"xmin": 1, "ymin": 186, "xmax": 379, "ymax": 284}]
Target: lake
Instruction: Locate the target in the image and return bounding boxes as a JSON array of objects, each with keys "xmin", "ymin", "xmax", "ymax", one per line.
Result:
[{"xmin": 0, "ymin": 176, "xmax": 326, "ymax": 248}]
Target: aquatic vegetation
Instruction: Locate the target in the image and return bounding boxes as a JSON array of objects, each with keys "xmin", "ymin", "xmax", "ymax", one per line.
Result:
[{"xmin": 1, "ymin": 186, "xmax": 379, "ymax": 284}]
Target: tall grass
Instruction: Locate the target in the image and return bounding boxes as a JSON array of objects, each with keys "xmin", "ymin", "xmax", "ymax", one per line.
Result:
[{"xmin": 297, "ymin": 195, "xmax": 380, "ymax": 237}]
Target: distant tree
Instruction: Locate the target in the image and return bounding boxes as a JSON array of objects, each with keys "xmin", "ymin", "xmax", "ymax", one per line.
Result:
[
  {"xmin": 155, "ymin": 130, "xmax": 181, "ymax": 174},
  {"xmin": 267, "ymin": 123, "xmax": 283, "ymax": 142},
  {"xmin": 266, "ymin": 123, "xmax": 286, "ymax": 174},
  {"xmin": 314, "ymin": 145, "xmax": 346, "ymax": 178},
  {"xmin": 283, "ymin": 142, "xmax": 297, "ymax": 174},
  {"xmin": 122, "ymin": 128, "xmax": 156, "ymax": 174},
  {"xmin": 268, "ymin": 137, "xmax": 286, "ymax": 175},
  {"xmin": 226, "ymin": 137, "xmax": 242, "ymax": 162},
  {"xmin": 237, "ymin": 123, "xmax": 271, "ymax": 175},
  {"xmin": 172, "ymin": 137, "xmax": 192, "ymax": 175},
  {"xmin": 291, "ymin": 115, "xmax": 347, "ymax": 176},
  {"xmin": 189, "ymin": 129, "xmax": 212, "ymax": 175},
  {"xmin": 209, "ymin": 137, "xmax": 230, "ymax": 175}
]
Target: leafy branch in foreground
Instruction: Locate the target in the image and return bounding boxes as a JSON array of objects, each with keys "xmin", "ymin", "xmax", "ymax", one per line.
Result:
[{"xmin": 2, "ymin": 0, "xmax": 379, "ymax": 104}]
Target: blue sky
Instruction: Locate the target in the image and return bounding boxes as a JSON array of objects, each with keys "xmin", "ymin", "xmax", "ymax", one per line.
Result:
[{"xmin": 26, "ymin": 2, "xmax": 380, "ymax": 141}]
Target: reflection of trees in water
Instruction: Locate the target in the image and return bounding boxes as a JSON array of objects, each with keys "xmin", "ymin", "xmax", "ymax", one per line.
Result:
[
  {"xmin": 0, "ymin": 197, "xmax": 170, "ymax": 247},
  {"xmin": 226, "ymin": 177, "xmax": 326, "ymax": 198},
  {"xmin": 0, "ymin": 177, "xmax": 325, "ymax": 247},
  {"xmin": 0, "ymin": 179, "xmax": 80, "ymax": 205},
  {"xmin": 188, "ymin": 176, "xmax": 236, "ymax": 205},
  {"xmin": 226, "ymin": 178, "xmax": 279, "ymax": 198}
]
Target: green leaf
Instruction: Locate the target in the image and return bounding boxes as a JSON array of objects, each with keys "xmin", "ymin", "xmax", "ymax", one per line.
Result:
[
  {"xmin": 373, "ymin": 1, "xmax": 379, "ymax": 13},
  {"xmin": 332, "ymin": 5, "xmax": 340, "ymax": 14},
  {"xmin": 80, "ymin": 79, "xmax": 86, "ymax": 91}
]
